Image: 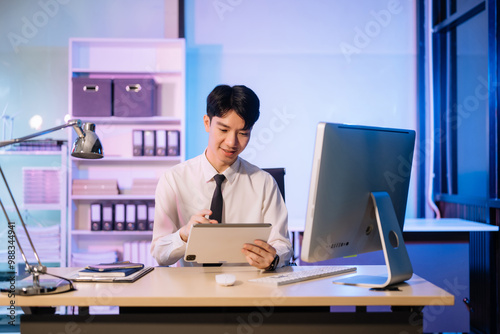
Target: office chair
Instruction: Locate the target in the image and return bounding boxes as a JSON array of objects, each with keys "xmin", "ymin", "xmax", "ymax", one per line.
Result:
[
  {"xmin": 263, "ymin": 167, "xmax": 297, "ymax": 265},
  {"xmin": 262, "ymin": 168, "xmax": 286, "ymax": 202}
]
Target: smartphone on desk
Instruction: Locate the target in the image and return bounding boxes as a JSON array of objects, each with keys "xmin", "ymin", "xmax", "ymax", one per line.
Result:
[{"xmin": 86, "ymin": 261, "xmax": 144, "ymax": 272}]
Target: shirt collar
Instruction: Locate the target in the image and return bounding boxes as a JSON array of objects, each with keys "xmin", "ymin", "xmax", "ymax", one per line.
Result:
[{"xmin": 201, "ymin": 149, "xmax": 240, "ymax": 184}]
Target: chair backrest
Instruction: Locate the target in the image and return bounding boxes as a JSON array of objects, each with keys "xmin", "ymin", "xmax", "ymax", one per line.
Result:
[{"xmin": 263, "ymin": 168, "xmax": 286, "ymax": 202}]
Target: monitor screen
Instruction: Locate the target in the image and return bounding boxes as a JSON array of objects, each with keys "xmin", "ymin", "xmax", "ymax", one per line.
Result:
[{"xmin": 300, "ymin": 123, "xmax": 415, "ymax": 286}]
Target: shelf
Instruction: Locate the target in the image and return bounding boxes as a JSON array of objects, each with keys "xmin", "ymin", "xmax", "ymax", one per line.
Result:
[
  {"xmin": 70, "ymin": 38, "xmax": 185, "ymax": 74},
  {"xmin": 0, "ymin": 150, "xmax": 62, "ymax": 156},
  {"xmin": 71, "ymin": 156, "xmax": 182, "ymax": 164},
  {"xmin": 72, "ymin": 69, "xmax": 183, "ymax": 75},
  {"xmin": 74, "ymin": 116, "xmax": 182, "ymax": 125},
  {"xmin": 2, "ymin": 205, "xmax": 62, "ymax": 212},
  {"xmin": 71, "ymin": 195, "xmax": 155, "ymax": 201},
  {"xmin": 22, "ymin": 204, "xmax": 63, "ymax": 211},
  {"xmin": 68, "ymin": 38, "xmax": 185, "ymax": 266},
  {"xmin": 71, "ymin": 230, "xmax": 152, "ymax": 236}
]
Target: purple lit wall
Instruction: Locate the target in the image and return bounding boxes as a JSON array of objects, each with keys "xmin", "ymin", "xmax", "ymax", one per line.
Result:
[
  {"xmin": 0, "ymin": 0, "xmax": 417, "ymax": 226},
  {"xmin": 184, "ymin": 0, "xmax": 417, "ymax": 224}
]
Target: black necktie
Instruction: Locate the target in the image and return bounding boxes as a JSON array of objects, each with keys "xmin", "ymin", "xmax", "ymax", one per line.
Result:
[{"xmin": 210, "ymin": 174, "xmax": 225, "ymax": 224}]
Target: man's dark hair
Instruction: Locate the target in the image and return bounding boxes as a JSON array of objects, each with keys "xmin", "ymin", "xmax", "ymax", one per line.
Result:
[{"xmin": 206, "ymin": 85, "xmax": 260, "ymax": 130}]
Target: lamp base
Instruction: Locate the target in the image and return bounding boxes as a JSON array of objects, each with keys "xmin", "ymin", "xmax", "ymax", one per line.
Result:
[
  {"xmin": 17, "ymin": 282, "xmax": 75, "ymax": 296},
  {"xmin": 1, "ymin": 278, "xmax": 75, "ymax": 296}
]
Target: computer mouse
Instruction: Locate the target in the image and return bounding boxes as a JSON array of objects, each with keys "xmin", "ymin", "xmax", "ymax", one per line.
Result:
[{"xmin": 215, "ymin": 274, "xmax": 236, "ymax": 286}]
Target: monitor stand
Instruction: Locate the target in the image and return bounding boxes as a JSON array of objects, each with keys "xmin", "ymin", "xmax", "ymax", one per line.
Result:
[{"xmin": 332, "ymin": 192, "xmax": 413, "ymax": 288}]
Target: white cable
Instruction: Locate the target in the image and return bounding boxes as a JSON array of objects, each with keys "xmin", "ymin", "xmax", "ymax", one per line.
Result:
[{"xmin": 426, "ymin": 0, "xmax": 441, "ymax": 219}]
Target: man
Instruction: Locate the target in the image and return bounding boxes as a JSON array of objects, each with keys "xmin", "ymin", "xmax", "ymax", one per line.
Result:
[{"xmin": 151, "ymin": 85, "xmax": 292, "ymax": 270}]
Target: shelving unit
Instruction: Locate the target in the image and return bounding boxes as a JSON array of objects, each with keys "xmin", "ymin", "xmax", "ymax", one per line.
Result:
[
  {"xmin": 0, "ymin": 145, "xmax": 68, "ymax": 267},
  {"xmin": 67, "ymin": 38, "xmax": 185, "ymax": 266}
]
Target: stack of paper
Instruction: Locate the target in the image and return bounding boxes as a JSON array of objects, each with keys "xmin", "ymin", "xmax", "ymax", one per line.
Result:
[
  {"xmin": 23, "ymin": 168, "xmax": 60, "ymax": 205},
  {"xmin": 71, "ymin": 251, "xmax": 118, "ymax": 268},
  {"xmin": 16, "ymin": 224, "xmax": 61, "ymax": 263},
  {"xmin": 123, "ymin": 240, "xmax": 158, "ymax": 267},
  {"xmin": 72, "ymin": 179, "xmax": 119, "ymax": 195},
  {"xmin": 130, "ymin": 178, "xmax": 158, "ymax": 195}
]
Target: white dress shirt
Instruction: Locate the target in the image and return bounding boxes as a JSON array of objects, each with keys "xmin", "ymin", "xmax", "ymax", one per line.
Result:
[{"xmin": 151, "ymin": 151, "xmax": 293, "ymax": 267}]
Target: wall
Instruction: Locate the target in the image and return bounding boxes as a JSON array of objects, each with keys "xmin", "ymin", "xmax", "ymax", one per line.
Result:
[
  {"xmin": 185, "ymin": 0, "xmax": 417, "ymax": 224},
  {"xmin": 0, "ymin": 0, "xmax": 418, "ymax": 227},
  {"xmin": 0, "ymin": 0, "xmax": 172, "ymax": 268},
  {"xmin": 0, "ymin": 0, "xmax": 168, "ymax": 142}
]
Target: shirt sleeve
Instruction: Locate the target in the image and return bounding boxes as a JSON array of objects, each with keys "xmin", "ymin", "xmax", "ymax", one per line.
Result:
[
  {"xmin": 150, "ymin": 172, "xmax": 186, "ymax": 266},
  {"xmin": 262, "ymin": 174, "xmax": 293, "ymax": 268}
]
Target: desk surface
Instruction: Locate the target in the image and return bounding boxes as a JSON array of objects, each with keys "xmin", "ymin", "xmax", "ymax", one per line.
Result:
[
  {"xmin": 288, "ymin": 218, "xmax": 499, "ymax": 232},
  {"xmin": 1, "ymin": 266, "xmax": 454, "ymax": 308},
  {"xmin": 404, "ymin": 218, "xmax": 499, "ymax": 232}
]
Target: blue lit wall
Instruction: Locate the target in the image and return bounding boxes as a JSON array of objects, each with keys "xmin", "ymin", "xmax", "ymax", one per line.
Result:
[{"xmin": 0, "ymin": 0, "xmax": 166, "ymax": 142}]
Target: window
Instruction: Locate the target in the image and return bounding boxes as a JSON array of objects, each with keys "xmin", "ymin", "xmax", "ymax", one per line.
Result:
[{"xmin": 430, "ymin": 0, "xmax": 494, "ymax": 202}]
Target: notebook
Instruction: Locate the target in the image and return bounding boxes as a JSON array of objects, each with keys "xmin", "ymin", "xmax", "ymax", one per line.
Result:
[
  {"xmin": 77, "ymin": 266, "xmax": 143, "ymax": 277},
  {"xmin": 71, "ymin": 266, "xmax": 154, "ymax": 283},
  {"xmin": 184, "ymin": 223, "xmax": 272, "ymax": 265}
]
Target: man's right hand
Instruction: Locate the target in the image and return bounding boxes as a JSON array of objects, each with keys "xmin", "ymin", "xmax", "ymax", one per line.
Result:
[{"xmin": 179, "ymin": 209, "xmax": 218, "ymax": 242}]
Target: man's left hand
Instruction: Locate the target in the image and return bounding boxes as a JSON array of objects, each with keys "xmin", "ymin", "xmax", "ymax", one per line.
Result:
[{"xmin": 242, "ymin": 240, "xmax": 276, "ymax": 270}]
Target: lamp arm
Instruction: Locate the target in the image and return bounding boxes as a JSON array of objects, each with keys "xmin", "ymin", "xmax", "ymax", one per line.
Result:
[
  {"xmin": 0, "ymin": 119, "xmax": 83, "ymax": 272},
  {"xmin": 0, "ymin": 199, "xmax": 31, "ymax": 270},
  {"xmin": 0, "ymin": 119, "xmax": 82, "ymax": 148},
  {"xmin": 0, "ymin": 167, "xmax": 44, "ymax": 274}
]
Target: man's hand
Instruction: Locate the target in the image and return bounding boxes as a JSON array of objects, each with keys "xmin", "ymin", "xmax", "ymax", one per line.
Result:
[
  {"xmin": 242, "ymin": 239, "xmax": 277, "ymax": 270},
  {"xmin": 179, "ymin": 209, "xmax": 217, "ymax": 242}
]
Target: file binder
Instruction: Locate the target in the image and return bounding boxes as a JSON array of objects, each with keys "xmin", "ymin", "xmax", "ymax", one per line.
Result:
[
  {"xmin": 132, "ymin": 130, "xmax": 144, "ymax": 156},
  {"xmin": 102, "ymin": 202, "xmax": 114, "ymax": 231},
  {"xmin": 136, "ymin": 202, "xmax": 148, "ymax": 231},
  {"xmin": 90, "ymin": 203, "xmax": 102, "ymax": 231},
  {"xmin": 125, "ymin": 203, "xmax": 137, "ymax": 231},
  {"xmin": 167, "ymin": 130, "xmax": 180, "ymax": 156},
  {"xmin": 114, "ymin": 203, "xmax": 126, "ymax": 231},
  {"xmin": 147, "ymin": 202, "xmax": 155, "ymax": 230},
  {"xmin": 143, "ymin": 130, "xmax": 156, "ymax": 156},
  {"xmin": 155, "ymin": 130, "xmax": 167, "ymax": 156}
]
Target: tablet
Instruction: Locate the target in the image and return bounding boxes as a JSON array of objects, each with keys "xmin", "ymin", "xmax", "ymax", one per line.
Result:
[
  {"xmin": 184, "ymin": 223, "xmax": 272, "ymax": 264},
  {"xmin": 71, "ymin": 267, "xmax": 154, "ymax": 283}
]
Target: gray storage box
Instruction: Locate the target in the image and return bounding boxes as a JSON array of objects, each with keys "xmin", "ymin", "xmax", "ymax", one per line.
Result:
[
  {"xmin": 72, "ymin": 78, "xmax": 112, "ymax": 117},
  {"xmin": 113, "ymin": 78, "xmax": 156, "ymax": 117}
]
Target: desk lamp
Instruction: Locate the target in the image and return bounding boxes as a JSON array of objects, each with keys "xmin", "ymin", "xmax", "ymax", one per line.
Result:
[{"xmin": 0, "ymin": 119, "xmax": 103, "ymax": 295}]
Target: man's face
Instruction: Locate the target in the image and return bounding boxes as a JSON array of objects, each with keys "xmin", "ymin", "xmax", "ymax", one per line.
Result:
[{"xmin": 204, "ymin": 110, "xmax": 251, "ymax": 172}]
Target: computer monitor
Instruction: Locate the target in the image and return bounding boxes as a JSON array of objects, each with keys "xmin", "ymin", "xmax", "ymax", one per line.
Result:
[{"xmin": 300, "ymin": 122, "xmax": 415, "ymax": 288}]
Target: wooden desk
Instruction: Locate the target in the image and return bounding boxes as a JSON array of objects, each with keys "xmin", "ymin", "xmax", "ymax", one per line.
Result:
[{"xmin": 1, "ymin": 265, "xmax": 454, "ymax": 334}]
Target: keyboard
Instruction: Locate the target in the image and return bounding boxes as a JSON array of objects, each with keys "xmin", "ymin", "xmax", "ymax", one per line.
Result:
[{"xmin": 249, "ymin": 266, "xmax": 357, "ymax": 286}]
